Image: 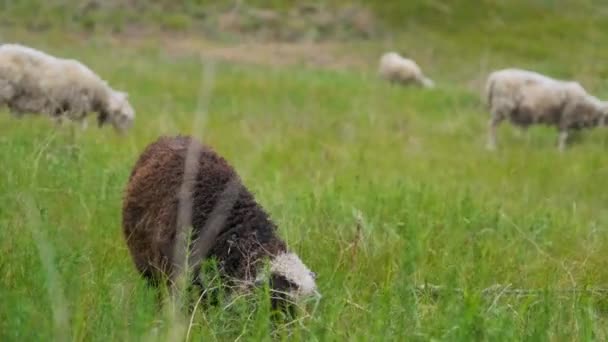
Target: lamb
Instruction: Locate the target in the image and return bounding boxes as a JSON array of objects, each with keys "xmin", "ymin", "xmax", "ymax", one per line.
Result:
[
  {"xmin": 485, "ymin": 68, "xmax": 608, "ymax": 151},
  {"xmin": 378, "ymin": 52, "xmax": 434, "ymax": 88},
  {"xmin": 122, "ymin": 135, "xmax": 319, "ymax": 310},
  {"xmin": 0, "ymin": 43, "xmax": 134, "ymax": 132}
]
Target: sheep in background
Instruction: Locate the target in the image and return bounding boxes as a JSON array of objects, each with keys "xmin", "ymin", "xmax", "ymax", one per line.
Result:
[
  {"xmin": 122, "ymin": 135, "xmax": 319, "ymax": 311},
  {"xmin": 378, "ymin": 52, "xmax": 434, "ymax": 88},
  {"xmin": 0, "ymin": 43, "xmax": 134, "ymax": 132},
  {"xmin": 485, "ymin": 68, "xmax": 608, "ymax": 151}
]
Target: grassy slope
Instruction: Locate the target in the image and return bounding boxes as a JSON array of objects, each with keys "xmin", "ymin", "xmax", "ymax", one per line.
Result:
[{"xmin": 2, "ymin": 1, "xmax": 608, "ymax": 340}]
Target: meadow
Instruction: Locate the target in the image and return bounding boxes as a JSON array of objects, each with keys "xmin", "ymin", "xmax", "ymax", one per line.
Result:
[{"xmin": 2, "ymin": 1, "xmax": 608, "ymax": 340}]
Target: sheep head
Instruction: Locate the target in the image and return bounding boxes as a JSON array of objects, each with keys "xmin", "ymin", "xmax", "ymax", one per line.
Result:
[
  {"xmin": 255, "ymin": 252, "xmax": 320, "ymax": 312},
  {"xmin": 105, "ymin": 90, "xmax": 135, "ymax": 132}
]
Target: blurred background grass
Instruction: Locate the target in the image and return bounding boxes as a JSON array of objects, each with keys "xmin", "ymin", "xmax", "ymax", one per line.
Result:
[{"xmin": 1, "ymin": 0, "xmax": 608, "ymax": 340}]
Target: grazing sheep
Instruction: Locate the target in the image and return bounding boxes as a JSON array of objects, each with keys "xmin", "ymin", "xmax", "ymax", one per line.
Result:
[
  {"xmin": 122, "ymin": 135, "xmax": 319, "ymax": 309},
  {"xmin": 485, "ymin": 68, "xmax": 608, "ymax": 150},
  {"xmin": 0, "ymin": 43, "xmax": 134, "ymax": 132},
  {"xmin": 378, "ymin": 52, "xmax": 434, "ymax": 88}
]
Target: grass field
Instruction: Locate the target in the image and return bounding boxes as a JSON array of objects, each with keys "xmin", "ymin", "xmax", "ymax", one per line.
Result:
[{"xmin": 2, "ymin": 1, "xmax": 608, "ymax": 340}]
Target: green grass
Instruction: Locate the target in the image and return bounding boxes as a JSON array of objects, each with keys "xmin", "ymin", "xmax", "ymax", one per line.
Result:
[{"xmin": 2, "ymin": 1, "xmax": 608, "ymax": 340}]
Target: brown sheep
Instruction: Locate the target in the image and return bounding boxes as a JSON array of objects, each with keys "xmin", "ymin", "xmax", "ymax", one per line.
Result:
[{"xmin": 122, "ymin": 135, "xmax": 318, "ymax": 308}]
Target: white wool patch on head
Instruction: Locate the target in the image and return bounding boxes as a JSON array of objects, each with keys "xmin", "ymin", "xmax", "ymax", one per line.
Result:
[{"xmin": 269, "ymin": 252, "xmax": 317, "ymax": 298}]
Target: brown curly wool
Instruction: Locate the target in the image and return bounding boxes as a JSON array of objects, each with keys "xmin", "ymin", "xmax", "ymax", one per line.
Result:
[{"xmin": 122, "ymin": 136, "xmax": 317, "ymax": 302}]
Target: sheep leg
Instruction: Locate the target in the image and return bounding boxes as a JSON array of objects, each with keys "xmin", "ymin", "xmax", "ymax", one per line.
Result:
[
  {"xmin": 513, "ymin": 125, "xmax": 531, "ymax": 147},
  {"xmin": 0, "ymin": 80, "xmax": 15, "ymax": 104},
  {"xmin": 80, "ymin": 119, "xmax": 88, "ymax": 131},
  {"xmin": 486, "ymin": 115, "xmax": 503, "ymax": 150},
  {"xmin": 63, "ymin": 116, "xmax": 81, "ymax": 146},
  {"xmin": 8, "ymin": 108, "xmax": 24, "ymax": 118},
  {"xmin": 53, "ymin": 115, "xmax": 65, "ymax": 127},
  {"xmin": 189, "ymin": 267, "xmax": 214, "ymax": 311},
  {"xmin": 557, "ymin": 130, "xmax": 569, "ymax": 152}
]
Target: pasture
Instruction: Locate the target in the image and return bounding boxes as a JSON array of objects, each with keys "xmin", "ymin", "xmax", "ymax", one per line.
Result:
[{"xmin": 2, "ymin": 1, "xmax": 608, "ymax": 340}]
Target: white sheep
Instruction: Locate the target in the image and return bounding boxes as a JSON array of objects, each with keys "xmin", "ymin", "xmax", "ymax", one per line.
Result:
[
  {"xmin": 0, "ymin": 43, "xmax": 134, "ymax": 132},
  {"xmin": 378, "ymin": 52, "xmax": 434, "ymax": 88},
  {"xmin": 485, "ymin": 68, "xmax": 608, "ymax": 151}
]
